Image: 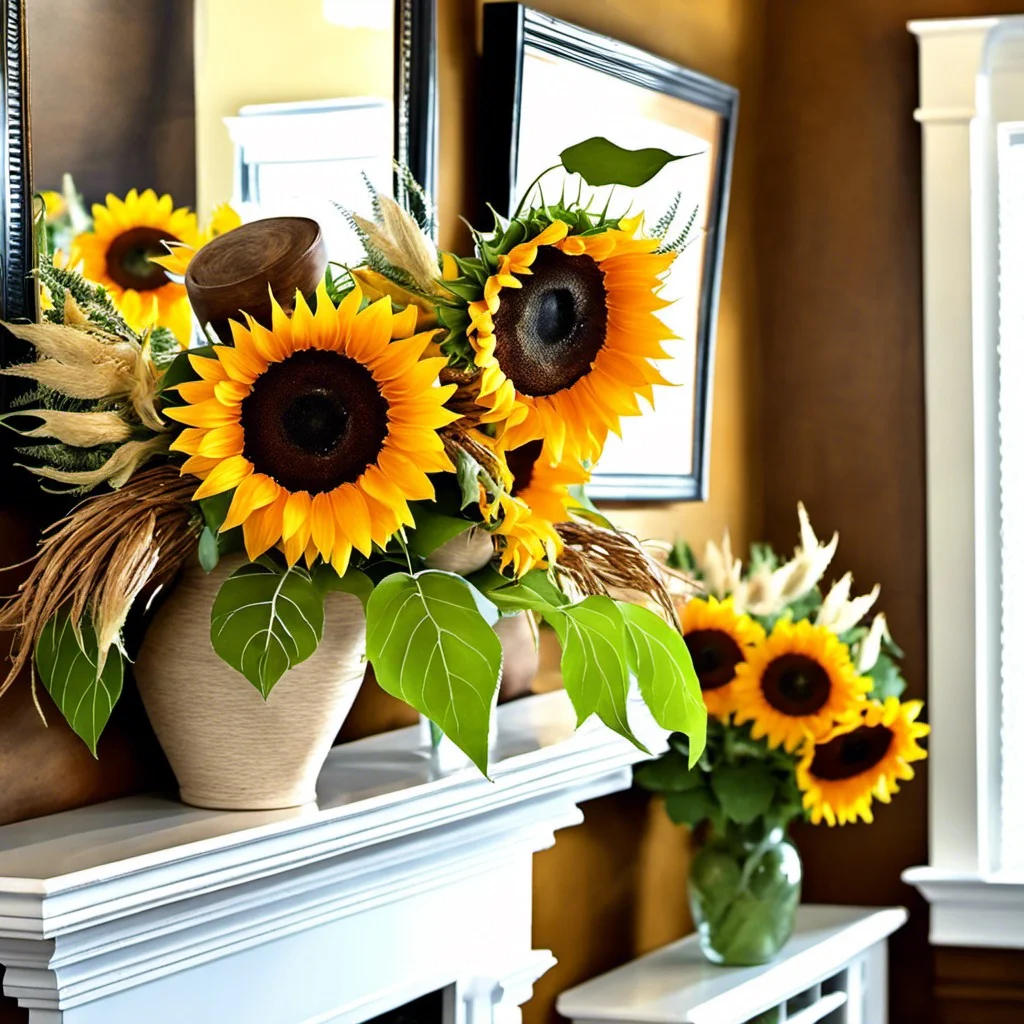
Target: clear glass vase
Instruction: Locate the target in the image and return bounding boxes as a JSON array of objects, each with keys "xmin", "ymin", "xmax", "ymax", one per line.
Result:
[{"xmin": 688, "ymin": 820, "xmax": 801, "ymax": 966}]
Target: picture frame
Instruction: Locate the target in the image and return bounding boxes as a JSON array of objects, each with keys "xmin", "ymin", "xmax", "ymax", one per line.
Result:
[{"xmin": 481, "ymin": 3, "xmax": 737, "ymax": 502}]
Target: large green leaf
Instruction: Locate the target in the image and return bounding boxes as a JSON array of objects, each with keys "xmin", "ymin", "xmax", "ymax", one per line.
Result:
[
  {"xmin": 710, "ymin": 763, "xmax": 778, "ymax": 825},
  {"xmin": 210, "ymin": 560, "xmax": 325, "ymax": 698},
  {"xmin": 559, "ymin": 137, "xmax": 698, "ymax": 188},
  {"xmin": 619, "ymin": 603, "xmax": 707, "ymax": 766},
  {"xmin": 664, "ymin": 787, "xmax": 718, "ymax": 829},
  {"xmin": 365, "ymin": 570, "xmax": 502, "ymax": 773},
  {"xmin": 633, "ymin": 748, "xmax": 704, "ymax": 793},
  {"xmin": 545, "ymin": 596, "xmax": 646, "ymax": 751},
  {"xmin": 35, "ymin": 616, "xmax": 124, "ymax": 757}
]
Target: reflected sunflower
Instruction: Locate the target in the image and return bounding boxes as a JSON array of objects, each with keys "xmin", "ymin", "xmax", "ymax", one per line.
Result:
[
  {"xmin": 797, "ymin": 698, "xmax": 929, "ymax": 825},
  {"xmin": 152, "ymin": 203, "xmax": 243, "ymax": 278},
  {"xmin": 71, "ymin": 189, "xmax": 201, "ymax": 344},
  {"xmin": 486, "ymin": 439, "xmax": 587, "ymax": 576},
  {"xmin": 166, "ymin": 281, "xmax": 458, "ymax": 573},
  {"xmin": 732, "ymin": 619, "xmax": 871, "ymax": 752},
  {"xmin": 460, "ymin": 216, "xmax": 675, "ymax": 463},
  {"xmin": 680, "ymin": 597, "xmax": 765, "ymax": 720}
]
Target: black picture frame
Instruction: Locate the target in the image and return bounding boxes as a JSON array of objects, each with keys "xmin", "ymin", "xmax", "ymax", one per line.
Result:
[
  {"xmin": 394, "ymin": 0, "xmax": 439, "ymax": 230},
  {"xmin": 480, "ymin": 3, "xmax": 738, "ymax": 502},
  {"xmin": 0, "ymin": 0, "xmax": 33, "ymax": 325}
]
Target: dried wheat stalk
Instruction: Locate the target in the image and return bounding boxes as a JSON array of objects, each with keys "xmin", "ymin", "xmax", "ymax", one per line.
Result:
[
  {"xmin": 0, "ymin": 464, "xmax": 200, "ymax": 702},
  {"xmin": 554, "ymin": 521, "xmax": 698, "ymax": 631}
]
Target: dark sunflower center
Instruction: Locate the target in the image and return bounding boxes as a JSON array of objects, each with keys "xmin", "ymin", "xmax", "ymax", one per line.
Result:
[
  {"xmin": 506, "ymin": 439, "xmax": 543, "ymax": 496},
  {"xmin": 491, "ymin": 246, "xmax": 608, "ymax": 397},
  {"xmin": 105, "ymin": 226, "xmax": 179, "ymax": 292},
  {"xmin": 240, "ymin": 349, "xmax": 388, "ymax": 494},
  {"xmin": 684, "ymin": 629, "xmax": 744, "ymax": 691},
  {"xmin": 761, "ymin": 653, "xmax": 831, "ymax": 716},
  {"xmin": 809, "ymin": 724, "xmax": 894, "ymax": 781}
]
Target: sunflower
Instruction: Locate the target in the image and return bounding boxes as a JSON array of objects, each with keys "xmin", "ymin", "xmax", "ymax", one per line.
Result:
[
  {"xmin": 680, "ymin": 597, "xmax": 765, "ymax": 719},
  {"xmin": 71, "ymin": 189, "xmax": 201, "ymax": 345},
  {"xmin": 485, "ymin": 439, "xmax": 587, "ymax": 576},
  {"xmin": 797, "ymin": 698, "xmax": 929, "ymax": 825},
  {"xmin": 152, "ymin": 203, "xmax": 243, "ymax": 278},
  {"xmin": 165, "ymin": 280, "xmax": 458, "ymax": 573},
  {"xmin": 460, "ymin": 216, "xmax": 675, "ymax": 463},
  {"xmin": 731, "ymin": 618, "xmax": 871, "ymax": 752}
]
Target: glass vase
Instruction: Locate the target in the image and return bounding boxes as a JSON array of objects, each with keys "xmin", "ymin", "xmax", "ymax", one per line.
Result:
[{"xmin": 688, "ymin": 820, "xmax": 801, "ymax": 966}]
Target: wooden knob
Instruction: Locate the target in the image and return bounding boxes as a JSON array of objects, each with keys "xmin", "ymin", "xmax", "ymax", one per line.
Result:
[{"xmin": 185, "ymin": 217, "xmax": 328, "ymax": 342}]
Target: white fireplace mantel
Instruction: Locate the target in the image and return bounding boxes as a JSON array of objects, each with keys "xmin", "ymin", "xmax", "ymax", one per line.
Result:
[{"xmin": 0, "ymin": 691, "xmax": 665, "ymax": 1024}]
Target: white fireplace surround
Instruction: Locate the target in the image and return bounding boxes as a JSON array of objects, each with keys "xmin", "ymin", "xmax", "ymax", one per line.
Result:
[{"xmin": 0, "ymin": 691, "xmax": 665, "ymax": 1024}]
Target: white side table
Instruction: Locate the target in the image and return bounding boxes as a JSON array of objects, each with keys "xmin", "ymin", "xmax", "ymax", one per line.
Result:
[{"xmin": 556, "ymin": 905, "xmax": 907, "ymax": 1024}]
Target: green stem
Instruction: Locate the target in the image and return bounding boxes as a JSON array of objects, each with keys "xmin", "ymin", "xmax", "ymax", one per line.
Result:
[{"xmin": 513, "ymin": 164, "xmax": 562, "ymax": 220}]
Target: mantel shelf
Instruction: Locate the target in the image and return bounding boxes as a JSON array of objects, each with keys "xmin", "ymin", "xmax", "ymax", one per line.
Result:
[{"xmin": 0, "ymin": 690, "xmax": 665, "ymax": 1024}]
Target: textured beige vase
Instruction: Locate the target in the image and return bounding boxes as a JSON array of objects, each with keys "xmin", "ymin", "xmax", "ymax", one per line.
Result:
[
  {"xmin": 425, "ymin": 527, "xmax": 495, "ymax": 574},
  {"xmin": 135, "ymin": 555, "xmax": 366, "ymax": 811}
]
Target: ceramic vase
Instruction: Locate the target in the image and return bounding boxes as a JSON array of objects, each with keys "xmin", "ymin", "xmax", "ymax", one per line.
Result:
[{"xmin": 134, "ymin": 554, "xmax": 366, "ymax": 811}]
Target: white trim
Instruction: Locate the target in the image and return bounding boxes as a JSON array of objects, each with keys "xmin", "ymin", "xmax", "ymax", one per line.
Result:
[
  {"xmin": 0, "ymin": 691, "xmax": 663, "ymax": 1022},
  {"xmin": 908, "ymin": 13, "xmax": 1024, "ymax": 944},
  {"xmin": 556, "ymin": 906, "xmax": 906, "ymax": 1024},
  {"xmin": 902, "ymin": 868, "xmax": 1024, "ymax": 948}
]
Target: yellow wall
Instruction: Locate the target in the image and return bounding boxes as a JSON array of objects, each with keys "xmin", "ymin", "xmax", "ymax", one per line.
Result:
[
  {"xmin": 438, "ymin": 3, "xmax": 766, "ymax": 1021},
  {"xmin": 193, "ymin": 0, "xmax": 393, "ymax": 216}
]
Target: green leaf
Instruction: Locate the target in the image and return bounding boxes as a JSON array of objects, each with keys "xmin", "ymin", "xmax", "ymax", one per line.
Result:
[
  {"xmin": 634, "ymin": 748, "xmax": 705, "ymax": 793},
  {"xmin": 567, "ymin": 484, "xmax": 614, "ymax": 529},
  {"xmin": 408, "ymin": 504, "xmax": 473, "ymax": 558},
  {"xmin": 710, "ymin": 763, "xmax": 778, "ymax": 825},
  {"xmin": 664, "ymin": 787, "xmax": 718, "ymax": 828},
  {"xmin": 866, "ymin": 652, "xmax": 907, "ymax": 701},
  {"xmin": 210, "ymin": 560, "xmax": 325, "ymax": 698},
  {"xmin": 455, "ymin": 448, "xmax": 484, "ymax": 510},
  {"xmin": 35, "ymin": 616, "xmax": 124, "ymax": 757},
  {"xmin": 545, "ymin": 596, "xmax": 647, "ymax": 752},
  {"xmin": 314, "ymin": 565, "xmax": 375, "ymax": 609},
  {"xmin": 365, "ymin": 570, "xmax": 502, "ymax": 773},
  {"xmin": 619, "ymin": 603, "xmax": 707, "ymax": 766},
  {"xmin": 198, "ymin": 526, "xmax": 220, "ymax": 572},
  {"xmin": 559, "ymin": 137, "xmax": 698, "ymax": 188}
]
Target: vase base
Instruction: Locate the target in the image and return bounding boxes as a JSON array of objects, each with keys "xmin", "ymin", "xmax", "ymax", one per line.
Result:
[{"xmin": 179, "ymin": 790, "xmax": 318, "ymax": 812}]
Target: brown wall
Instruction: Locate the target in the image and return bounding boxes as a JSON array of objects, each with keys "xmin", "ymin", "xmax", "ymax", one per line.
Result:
[{"xmin": 756, "ymin": 1, "xmax": 1024, "ymax": 1022}]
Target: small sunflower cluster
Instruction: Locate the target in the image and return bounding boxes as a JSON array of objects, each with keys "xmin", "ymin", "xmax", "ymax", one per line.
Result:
[
  {"xmin": 2, "ymin": 139, "xmax": 710, "ymax": 773},
  {"xmin": 637, "ymin": 504, "xmax": 929, "ymax": 828}
]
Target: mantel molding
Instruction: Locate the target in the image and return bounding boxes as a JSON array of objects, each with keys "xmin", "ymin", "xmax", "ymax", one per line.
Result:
[{"xmin": 0, "ymin": 691, "xmax": 664, "ymax": 1023}]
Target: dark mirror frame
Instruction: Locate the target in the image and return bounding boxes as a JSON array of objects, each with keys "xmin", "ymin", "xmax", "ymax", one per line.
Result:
[
  {"xmin": 0, "ymin": 0, "xmax": 439, "ymax": 327},
  {"xmin": 480, "ymin": 3, "xmax": 738, "ymax": 503}
]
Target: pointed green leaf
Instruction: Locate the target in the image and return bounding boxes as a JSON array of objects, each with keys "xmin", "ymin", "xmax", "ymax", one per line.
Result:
[
  {"xmin": 198, "ymin": 526, "xmax": 220, "ymax": 572},
  {"xmin": 664, "ymin": 787, "xmax": 718, "ymax": 829},
  {"xmin": 559, "ymin": 137, "xmax": 699, "ymax": 188},
  {"xmin": 710, "ymin": 763, "xmax": 778, "ymax": 825},
  {"xmin": 455, "ymin": 448, "xmax": 484, "ymax": 509},
  {"xmin": 619, "ymin": 603, "xmax": 707, "ymax": 767},
  {"xmin": 35, "ymin": 616, "xmax": 124, "ymax": 757},
  {"xmin": 545, "ymin": 596, "xmax": 647, "ymax": 752},
  {"xmin": 210, "ymin": 560, "xmax": 325, "ymax": 698},
  {"xmin": 365, "ymin": 570, "xmax": 502, "ymax": 773}
]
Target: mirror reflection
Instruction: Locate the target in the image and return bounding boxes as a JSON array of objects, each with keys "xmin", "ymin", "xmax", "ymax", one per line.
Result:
[{"xmin": 27, "ymin": 0, "xmax": 397, "ymax": 343}]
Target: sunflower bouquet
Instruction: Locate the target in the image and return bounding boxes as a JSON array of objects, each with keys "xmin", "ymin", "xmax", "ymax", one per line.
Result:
[
  {"xmin": 0, "ymin": 138, "xmax": 708, "ymax": 804},
  {"xmin": 634, "ymin": 505, "xmax": 929, "ymax": 965}
]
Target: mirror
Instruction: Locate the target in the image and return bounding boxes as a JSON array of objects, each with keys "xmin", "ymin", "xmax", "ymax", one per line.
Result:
[
  {"xmin": 17, "ymin": 0, "xmax": 436, "ymax": 325},
  {"xmin": 481, "ymin": 5, "xmax": 737, "ymax": 503}
]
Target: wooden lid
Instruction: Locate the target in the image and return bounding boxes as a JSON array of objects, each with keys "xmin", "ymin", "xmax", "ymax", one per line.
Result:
[{"xmin": 185, "ymin": 217, "xmax": 327, "ymax": 341}]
